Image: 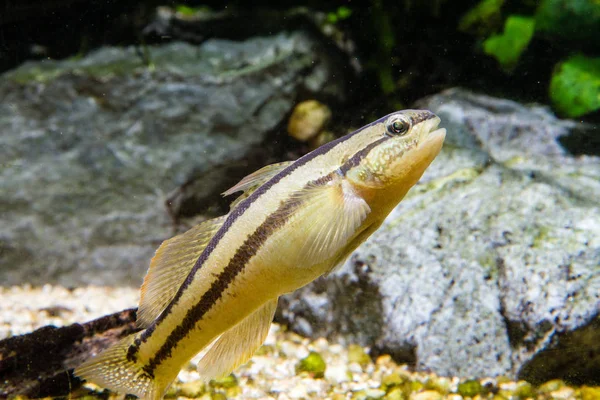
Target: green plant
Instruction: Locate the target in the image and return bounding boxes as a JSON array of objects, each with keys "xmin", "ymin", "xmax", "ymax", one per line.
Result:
[
  {"xmin": 458, "ymin": 0, "xmax": 505, "ymax": 36},
  {"xmin": 326, "ymin": 6, "xmax": 352, "ymax": 24},
  {"xmin": 550, "ymin": 54, "xmax": 600, "ymax": 117},
  {"xmin": 535, "ymin": 0, "xmax": 600, "ymax": 43},
  {"xmin": 483, "ymin": 15, "xmax": 535, "ymax": 70}
]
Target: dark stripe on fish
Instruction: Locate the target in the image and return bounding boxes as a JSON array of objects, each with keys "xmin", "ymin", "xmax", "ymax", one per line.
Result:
[
  {"xmin": 338, "ymin": 111, "xmax": 435, "ymax": 175},
  {"xmin": 128, "ymin": 111, "xmax": 436, "ymax": 362},
  {"xmin": 142, "ymin": 185, "xmax": 311, "ymax": 374},
  {"xmin": 143, "ymin": 170, "xmax": 337, "ymax": 373},
  {"xmin": 339, "ymin": 137, "xmax": 389, "ymax": 175},
  {"xmin": 408, "ymin": 110, "xmax": 436, "ymax": 126},
  {"xmin": 126, "ymin": 337, "xmax": 143, "ymax": 363},
  {"xmin": 135, "ymin": 116, "xmax": 390, "ymax": 347}
]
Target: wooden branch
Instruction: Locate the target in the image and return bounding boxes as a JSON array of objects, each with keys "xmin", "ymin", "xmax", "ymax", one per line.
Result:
[{"xmin": 0, "ymin": 308, "xmax": 139, "ymax": 398}]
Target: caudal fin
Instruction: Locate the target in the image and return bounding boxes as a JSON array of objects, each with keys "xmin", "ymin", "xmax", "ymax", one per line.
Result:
[{"xmin": 75, "ymin": 333, "xmax": 163, "ymax": 400}]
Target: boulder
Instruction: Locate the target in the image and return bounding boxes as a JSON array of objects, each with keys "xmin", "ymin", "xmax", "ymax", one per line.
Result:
[
  {"xmin": 277, "ymin": 88, "xmax": 600, "ymax": 383},
  {"xmin": 0, "ymin": 31, "xmax": 347, "ymax": 286}
]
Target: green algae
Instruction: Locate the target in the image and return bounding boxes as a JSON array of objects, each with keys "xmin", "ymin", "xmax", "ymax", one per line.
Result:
[
  {"xmin": 514, "ymin": 380, "xmax": 536, "ymax": 399},
  {"xmin": 457, "ymin": 378, "xmax": 483, "ymax": 397},
  {"xmin": 352, "ymin": 388, "xmax": 387, "ymax": 399},
  {"xmin": 296, "ymin": 351, "xmax": 327, "ymax": 378},
  {"xmin": 381, "ymin": 372, "xmax": 408, "ymax": 390},
  {"xmin": 5, "ymin": 55, "xmax": 146, "ymax": 85},
  {"xmin": 383, "ymin": 387, "xmax": 406, "ymax": 400},
  {"xmin": 411, "ymin": 167, "xmax": 482, "ymax": 196},
  {"xmin": 348, "ymin": 344, "xmax": 372, "ymax": 367},
  {"xmin": 209, "ymin": 374, "xmax": 238, "ymax": 389}
]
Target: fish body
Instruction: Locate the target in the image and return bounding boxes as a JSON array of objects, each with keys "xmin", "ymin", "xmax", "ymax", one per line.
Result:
[{"xmin": 76, "ymin": 109, "xmax": 446, "ymax": 399}]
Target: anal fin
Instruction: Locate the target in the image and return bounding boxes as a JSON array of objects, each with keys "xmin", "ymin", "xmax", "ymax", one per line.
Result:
[{"xmin": 196, "ymin": 298, "xmax": 278, "ymax": 380}]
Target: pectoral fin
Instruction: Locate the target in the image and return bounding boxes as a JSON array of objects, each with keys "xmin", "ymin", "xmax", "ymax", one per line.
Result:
[
  {"xmin": 293, "ymin": 178, "xmax": 371, "ymax": 265},
  {"xmin": 196, "ymin": 298, "xmax": 278, "ymax": 380},
  {"xmin": 137, "ymin": 216, "xmax": 226, "ymax": 328}
]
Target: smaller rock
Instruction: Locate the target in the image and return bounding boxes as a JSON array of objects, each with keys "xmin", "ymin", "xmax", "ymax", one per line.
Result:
[
  {"xmin": 538, "ymin": 379, "xmax": 565, "ymax": 393},
  {"xmin": 163, "ymin": 385, "xmax": 179, "ymax": 399},
  {"xmin": 288, "ymin": 383, "xmax": 308, "ymax": 399},
  {"xmin": 209, "ymin": 393, "xmax": 227, "ymax": 400},
  {"xmin": 376, "ymin": 355, "xmax": 393, "ymax": 365},
  {"xmin": 348, "ymin": 344, "xmax": 372, "ymax": 368},
  {"xmin": 381, "ymin": 372, "xmax": 407, "ymax": 390},
  {"xmin": 410, "ymin": 381, "xmax": 425, "ymax": 394},
  {"xmin": 254, "ymin": 344, "xmax": 275, "ymax": 356},
  {"xmin": 364, "ymin": 388, "xmax": 387, "ymax": 399},
  {"xmin": 410, "ymin": 390, "xmax": 444, "ymax": 400},
  {"xmin": 296, "ymin": 351, "xmax": 327, "ymax": 378},
  {"xmin": 550, "ymin": 386, "xmax": 575, "ymax": 400},
  {"xmin": 179, "ymin": 380, "xmax": 206, "ymax": 398},
  {"xmin": 581, "ymin": 386, "xmax": 600, "ymax": 400},
  {"xmin": 209, "ymin": 374, "xmax": 238, "ymax": 389},
  {"xmin": 287, "ymin": 100, "xmax": 331, "ymax": 142},
  {"xmin": 457, "ymin": 379, "xmax": 483, "ymax": 397},
  {"xmin": 349, "ymin": 362, "xmax": 364, "ymax": 374},
  {"xmin": 424, "ymin": 376, "xmax": 451, "ymax": 395},
  {"xmin": 353, "ymin": 388, "xmax": 386, "ymax": 400},
  {"xmin": 385, "ymin": 387, "xmax": 406, "ymax": 400},
  {"xmin": 514, "ymin": 381, "xmax": 535, "ymax": 399},
  {"xmin": 325, "ymin": 363, "xmax": 351, "ymax": 384}
]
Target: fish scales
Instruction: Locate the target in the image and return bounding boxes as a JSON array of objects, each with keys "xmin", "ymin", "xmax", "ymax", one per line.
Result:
[{"xmin": 75, "ymin": 109, "xmax": 446, "ymax": 399}]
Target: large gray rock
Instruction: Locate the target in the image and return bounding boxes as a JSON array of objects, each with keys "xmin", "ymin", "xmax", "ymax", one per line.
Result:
[
  {"xmin": 0, "ymin": 32, "xmax": 346, "ymax": 286},
  {"xmin": 277, "ymin": 88, "xmax": 600, "ymax": 382}
]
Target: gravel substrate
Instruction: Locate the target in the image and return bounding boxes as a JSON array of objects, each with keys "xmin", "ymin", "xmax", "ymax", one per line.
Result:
[{"xmin": 1, "ymin": 285, "xmax": 598, "ymax": 400}]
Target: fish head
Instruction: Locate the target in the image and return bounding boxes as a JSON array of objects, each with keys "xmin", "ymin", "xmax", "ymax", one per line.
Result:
[{"xmin": 345, "ymin": 109, "xmax": 446, "ymax": 198}]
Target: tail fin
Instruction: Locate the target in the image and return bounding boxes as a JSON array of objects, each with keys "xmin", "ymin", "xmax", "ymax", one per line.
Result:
[{"xmin": 75, "ymin": 333, "xmax": 163, "ymax": 400}]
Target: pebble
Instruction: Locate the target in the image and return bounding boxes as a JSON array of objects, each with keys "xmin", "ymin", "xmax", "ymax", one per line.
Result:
[
  {"xmin": 550, "ymin": 386, "xmax": 575, "ymax": 399},
  {"xmin": 2, "ymin": 284, "xmax": 598, "ymax": 400},
  {"xmin": 411, "ymin": 391, "xmax": 443, "ymax": 400},
  {"xmin": 287, "ymin": 100, "xmax": 331, "ymax": 142},
  {"xmin": 0, "ymin": 284, "xmax": 138, "ymax": 340},
  {"xmin": 288, "ymin": 383, "xmax": 308, "ymax": 399},
  {"xmin": 326, "ymin": 364, "xmax": 351, "ymax": 384}
]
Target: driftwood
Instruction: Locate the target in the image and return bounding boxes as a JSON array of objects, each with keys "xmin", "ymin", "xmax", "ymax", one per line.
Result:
[{"xmin": 0, "ymin": 308, "xmax": 139, "ymax": 398}]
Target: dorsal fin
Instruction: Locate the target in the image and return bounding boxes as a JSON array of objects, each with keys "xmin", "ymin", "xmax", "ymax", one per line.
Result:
[
  {"xmin": 137, "ymin": 215, "xmax": 226, "ymax": 328},
  {"xmin": 223, "ymin": 161, "xmax": 292, "ymax": 209}
]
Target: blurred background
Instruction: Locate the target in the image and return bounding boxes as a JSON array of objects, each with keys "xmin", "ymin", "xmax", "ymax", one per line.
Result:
[{"xmin": 0, "ymin": 1, "xmax": 599, "ymax": 399}]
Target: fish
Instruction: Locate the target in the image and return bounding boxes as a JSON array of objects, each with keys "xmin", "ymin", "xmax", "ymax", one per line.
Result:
[{"xmin": 75, "ymin": 109, "xmax": 446, "ymax": 399}]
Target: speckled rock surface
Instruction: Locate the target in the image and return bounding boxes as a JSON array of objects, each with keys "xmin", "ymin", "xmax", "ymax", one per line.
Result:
[
  {"xmin": 277, "ymin": 88, "xmax": 600, "ymax": 382},
  {"xmin": 0, "ymin": 31, "xmax": 346, "ymax": 286}
]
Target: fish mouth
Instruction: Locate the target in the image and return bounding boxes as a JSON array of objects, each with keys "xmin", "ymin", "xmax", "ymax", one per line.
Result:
[{"xmin": 420, "ymin": 116, "xmax": 446, "ymax": 148}]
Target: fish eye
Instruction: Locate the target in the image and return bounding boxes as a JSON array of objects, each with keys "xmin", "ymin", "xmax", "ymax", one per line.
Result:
[{"xmin": 386, "ymin": 116, "xmax": 410, "ymax": 136}]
